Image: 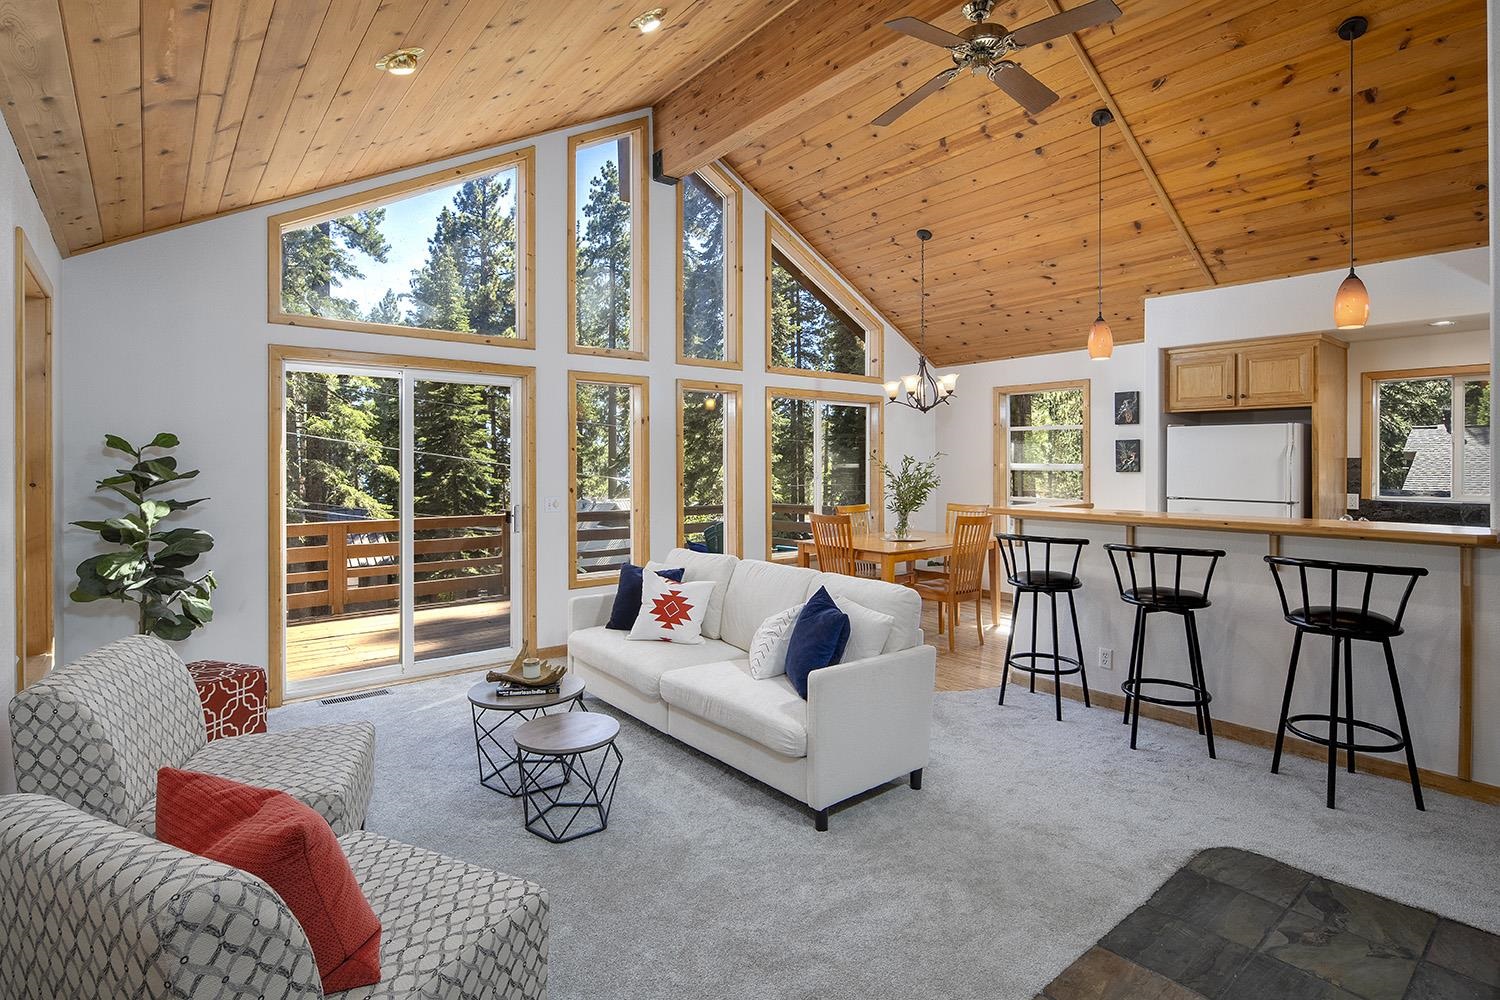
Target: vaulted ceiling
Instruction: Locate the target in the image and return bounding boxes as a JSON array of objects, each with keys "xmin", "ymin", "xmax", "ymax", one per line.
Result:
[{"xmin": 0, "ymin": 0, "xmax": 1488, "ymax": 364}]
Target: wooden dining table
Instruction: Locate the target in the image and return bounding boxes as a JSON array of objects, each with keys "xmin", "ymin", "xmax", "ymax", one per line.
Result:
[{"xmin": 795, "ymin": 531, "xmax": 1003, "ymax": 626}]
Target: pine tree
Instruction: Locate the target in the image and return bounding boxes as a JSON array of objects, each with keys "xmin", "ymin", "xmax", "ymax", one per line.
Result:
[
  {"xmin": 280, "ymin": 211, "xmax": 391, "ymax": 320},
  {"xmin": 284, "ymin": 372, "xmax": 400, "ymax": 520},
  {"xmin": 449, "ymin": 174, "xmax": 518, "ymax": 336},
  {"xmin": 681, "ymin": 175, "xmax": 725, "ymax": 360},
  {"xmin": 575, "ymin": 160, "xmax": 633, "ymax": 350},
  {"xmin": 368, "ymin": 289, "xmax": 404, "ymax": 325}
]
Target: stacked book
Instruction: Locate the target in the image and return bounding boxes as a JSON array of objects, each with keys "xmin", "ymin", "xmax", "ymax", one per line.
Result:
[{"xmin": 493, "ymin": 682, "xmax": 560, "ymax": 698}]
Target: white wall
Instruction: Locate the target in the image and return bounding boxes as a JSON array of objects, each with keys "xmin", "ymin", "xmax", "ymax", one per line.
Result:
[
  {"xmin": 0, "ymin": 124, "xmax": 65, "ymax": 793},
  {"xmin": 934, "ymin": 248, "xmax": 1493, "ymax": 515},
  {"xmin": 55, "ymin": 109, "xmax": 935, "ymax": 671}
]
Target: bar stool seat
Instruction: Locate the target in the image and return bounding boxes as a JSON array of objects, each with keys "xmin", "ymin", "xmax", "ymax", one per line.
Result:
[
  {"xmin": 1121, "ymin": 587, "xmax": 1209, "ymax": 611},
  {"xmin": 1287, "ymin": 605, "xmax": 1400, "ymax": 639},
  {"xmin": 1013, "ymin": 570, "xmax": 1083, "ymax": 591}
]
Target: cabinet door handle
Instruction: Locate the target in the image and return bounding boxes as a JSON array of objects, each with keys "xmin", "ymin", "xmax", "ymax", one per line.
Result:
[
  {"xmin": 1225, "ymin": 394, "xmax": 1232, "ymax": 400},
  {"xmin": 1240, "ymin": 392, "xmax": 1247, "ymax": 398}
]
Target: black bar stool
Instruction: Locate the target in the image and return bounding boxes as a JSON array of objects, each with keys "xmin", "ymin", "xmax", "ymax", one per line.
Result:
[
  {"xmin": 995, "ymin": 533, "xmax": 1090, "ymax": 721},
  {"xmin": 1264, "ymin": 555, "xmax": 1427, "ymax": 811},
  {"xmin": 1104, "ymin": 543, "xmax": 1225, "ymax": 758}
]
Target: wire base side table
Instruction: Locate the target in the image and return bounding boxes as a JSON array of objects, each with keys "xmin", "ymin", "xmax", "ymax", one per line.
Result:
[{"xmin": 468, "ymin": 674, "xmax": 586, "ymax": 797}]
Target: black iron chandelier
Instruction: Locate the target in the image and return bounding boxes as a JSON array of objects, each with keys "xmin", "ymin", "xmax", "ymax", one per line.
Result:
[{"xmin": 885, "ymin": 229, "xmax": 958, "ymax": 413}]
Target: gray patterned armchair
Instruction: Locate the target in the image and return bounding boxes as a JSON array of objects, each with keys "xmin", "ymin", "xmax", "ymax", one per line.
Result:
[
  {"xmin": 0, "ymin": 794, "xmax": 549, "ymax": 1000},
  {"xmin": 9, "ymin": 635, "xmax": 374, "ymax": 835}
]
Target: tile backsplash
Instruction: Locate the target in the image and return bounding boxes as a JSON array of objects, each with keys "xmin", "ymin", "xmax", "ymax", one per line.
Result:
[{"xmin": 1345, "ymin": 459, "xmax": 1490, "ymax": 526}]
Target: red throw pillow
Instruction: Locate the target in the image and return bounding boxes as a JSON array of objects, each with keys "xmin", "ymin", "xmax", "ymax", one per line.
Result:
[{"xmin": 155, "ymin": 768, "xmax": 381, "ymax": 992}]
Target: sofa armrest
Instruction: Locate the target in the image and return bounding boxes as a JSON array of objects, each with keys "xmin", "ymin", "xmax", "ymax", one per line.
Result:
[
  {"xmin": 804, "ymin": 644, "xmax": 936, "ymax": 811},
  {"xmin": 569, "ymin": 591, "xmax": 616, "ymax": 633}
]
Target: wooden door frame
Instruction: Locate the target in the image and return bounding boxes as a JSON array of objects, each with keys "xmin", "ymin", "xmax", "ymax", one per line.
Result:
[
  {"xmin": 267, "ymin": 346, "xmax": 539, "ymax": 708},
  {"xmin": 14, "ymin": 227, "xmax": 55, "ymax": 692}
]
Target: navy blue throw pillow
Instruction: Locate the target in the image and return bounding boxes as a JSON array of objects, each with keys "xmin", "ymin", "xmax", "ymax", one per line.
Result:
[
  {"xmin": 784, "ymin": 586, "xmax": 850, "ymax": 699},
  {"xmin": 607, "ymin": 564, "xmax": 684, "ymax": 630}
]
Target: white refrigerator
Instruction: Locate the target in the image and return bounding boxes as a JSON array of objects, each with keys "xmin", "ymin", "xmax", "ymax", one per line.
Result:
[{"xmin": 1166, "ymin": 423, "xmax": 1309, "ymax": 518}]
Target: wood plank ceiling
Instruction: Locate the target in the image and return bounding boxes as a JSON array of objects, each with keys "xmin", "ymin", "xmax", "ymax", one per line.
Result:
[
  {"xmin": 720, "ymin": 0, "xmax": 1490, "ymax": 362},
  {"xmin": 0, "ymin": 0, "xmax": 1488, "ymax": 364}
]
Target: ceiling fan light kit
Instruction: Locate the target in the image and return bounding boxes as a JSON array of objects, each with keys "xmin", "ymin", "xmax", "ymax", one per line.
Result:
[
  {"xmin": 1334, "ymin": 15, "xmax": 1371, "ymax": 330},
  {"xmin": 873, "ymin": 0, "xmax": 1122, "ymax": 125},
  {"xmin": 888, "ymin": 229, "xmax": 960, "ymax": 413}
]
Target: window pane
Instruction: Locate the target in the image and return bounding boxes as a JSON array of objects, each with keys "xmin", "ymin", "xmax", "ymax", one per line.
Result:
[
  {"xmin": 821, "ymin": 403, "xmax": 869, "ymax": 510},
  {"xmin": 280, "ymin": 166, "xmax": 520, "ymax": 337},
  {"xmin": 575, "ymin": 382, "xmax": 634, "ymax": 576},
  {"xmin": 1377, "ymin": 377, "xmax": 1453, "ymax": 497},
  {"xmin": 1464, "ymin": 379, "xmax": 1491, "ymax": 498},
  {"xmin": 682, "ymin": 175, "xmax": 726, "ymax": 361},
  {"xmin": 574, "ymin": 135, "xmax": 634, "ymax": 350},
  {"xmin": 769, "ymin": 248, "xmax": 867, "ymax": 376},
  {"xmin": 1010, "ymin": 428, "xmax": 1084, "ymax": 466},
  {"xmin": 770, "ymin": 396, "xmax": 815, "ymax": 548},
  {"xmin": 1011, "ymin": 469, "xmax": 1084, "ymax": 502},
  {"xmin": 682, "ymin": 390, "xmax": 727, "ymax": 550},
  {"xmin": 1011, "ymin": 388, "xmax": 1084, "ymax": 427}
]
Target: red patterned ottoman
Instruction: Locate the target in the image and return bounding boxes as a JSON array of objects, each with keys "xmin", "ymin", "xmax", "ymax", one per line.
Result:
[{"xmin": 186, "ymin": 660, "xmax": 268, "ymax": 740}]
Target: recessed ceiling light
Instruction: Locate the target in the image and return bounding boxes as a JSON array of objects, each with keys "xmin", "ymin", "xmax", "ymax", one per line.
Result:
[
  {"xmin": 630, "ymin": 7, "xmax": 665, "ymax": 33},
  {"xmin": 376, "ymin": 47, "xmax": 423, "ymax": 75},
  {"xmin": 1429, "ymin": 320, "xmax": 1456, "ymax": 327}
]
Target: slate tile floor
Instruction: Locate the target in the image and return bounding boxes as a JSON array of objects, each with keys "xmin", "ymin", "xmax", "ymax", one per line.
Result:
[{"xmin": 1038, "ymin": 848, "xmax": 1500, "ymax": 1000}]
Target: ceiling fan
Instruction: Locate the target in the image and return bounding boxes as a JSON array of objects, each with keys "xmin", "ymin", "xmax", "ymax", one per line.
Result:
[{"xmin": 873, "ymin": 0, "xmax": 1122, "ymax": 125}]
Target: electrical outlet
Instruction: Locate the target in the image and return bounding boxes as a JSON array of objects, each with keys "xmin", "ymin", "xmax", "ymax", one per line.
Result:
[
  {"xmin": 1098, "ymin": 647, "xmax": 1113, "ymax": 671},
  {"xmin": 544, "ymin": 496, "xmax": 563, "ymax": 513},
  {"xmin": 1346, "ymin": 493, "xmax": 1359, "ymax": 510}
]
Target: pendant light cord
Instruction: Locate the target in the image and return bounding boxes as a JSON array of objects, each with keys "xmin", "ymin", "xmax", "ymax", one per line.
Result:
[
  {"xmin": 1348, "ymin": 30, "xmax": 1356, "ymax": 271},
  {"xmin": 919, "ymin": 235, "xmax": 927, "ymax": 357}
]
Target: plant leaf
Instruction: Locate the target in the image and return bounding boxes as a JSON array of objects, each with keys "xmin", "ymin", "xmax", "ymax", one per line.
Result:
[
  {"xmin": 95, "ymin": 550, "xmax": 146, "ymax": 580},
  {"xmin": 154, "ymin": 527, "xmax": 215, "ymax": 560},
  {"xmin": 148, "ymin": 432, "xmax": 180, "ymax": 449},
  {"xmin": 103, "ymin": 434, "xmax": 138, "ymax": 456},
  {"xmin": 139, "ymin": 500, "xmax": 172, "ymax": 527}
]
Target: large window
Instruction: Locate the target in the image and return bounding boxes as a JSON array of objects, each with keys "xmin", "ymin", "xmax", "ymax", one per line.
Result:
[
  {"xmin": 569, "ymin": 372, "xmax": 650, "ymax": 586},
  {"xmin": 1364, "ymin": 366, "xmax": 1490, "ymax": 501},
  {"xmin": 270, "ymin": 149, "xmax": 534, "ymax": 347},
  {"xmin": 766, "ymin": 219, "xmax": 880, "ymax": 381},
  {"xmin": 767, "ymin": 388, "xmax": 881, "ymax": 558},
  {"xmin": 994, "ymin": 381, "xmax": 1090, "ymax": 506},
  {"xmin": 678, "ymin": 381, "xmax": 741, "ymax": 555},
  {"xmin": 678, "ymin": 164, "xmax": 741, "ymax": 368},
  {"xmin": 569, "ymin": 118, "xmax": 649, "ymax": 359}
]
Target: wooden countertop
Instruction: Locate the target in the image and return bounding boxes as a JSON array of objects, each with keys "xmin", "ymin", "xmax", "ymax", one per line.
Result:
[{"xmin": 991, "ymin": 506, "xmax": 1498, "ymax": 548}]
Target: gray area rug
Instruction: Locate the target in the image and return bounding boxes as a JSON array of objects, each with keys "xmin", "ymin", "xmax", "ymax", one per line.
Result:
[{"xmin": 273, "ymin": 676, "xmax": 1500, "ymax": 1000}]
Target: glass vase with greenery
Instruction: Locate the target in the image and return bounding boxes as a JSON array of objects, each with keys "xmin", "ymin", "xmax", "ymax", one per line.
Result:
[
  {"xmin": 70, "ymin": 433, "xmax": 217, "ymax": 641},
  {"xmin": 881, "ymin": 454, "xmax": 942, "ymax": 539}
]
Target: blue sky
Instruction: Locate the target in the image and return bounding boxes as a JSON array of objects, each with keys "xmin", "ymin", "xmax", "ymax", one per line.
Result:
[{"xmin": 329, "ymin": 140, "xmax": 621, "ymax": 315}]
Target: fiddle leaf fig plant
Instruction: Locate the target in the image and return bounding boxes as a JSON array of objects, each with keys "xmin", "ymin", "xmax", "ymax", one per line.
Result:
[{"xmin": 70, "ymin": 432, "xmax": 217, "ymax": 641}]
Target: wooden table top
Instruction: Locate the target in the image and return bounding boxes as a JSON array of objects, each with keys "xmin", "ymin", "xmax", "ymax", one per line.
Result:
[
  {"xmin": 796, "ymin": 531, "xmax": 991, "ymax": 557},
  {"xmin": 468, "ymin": 672, "xmax": 584, "ymax": 711},
  {"xmin": 514, "ymin": 711, "xmax": 620, "ymax": 755}
]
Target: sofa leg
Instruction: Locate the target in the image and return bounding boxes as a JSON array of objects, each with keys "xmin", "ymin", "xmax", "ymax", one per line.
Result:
[
  {"xmin": 910, "ymin": 768, "xmax": 923, "ymax": 790},
  {"xmin": 814, "ymin": 808, "xmax": 829, "ymax": 832}
]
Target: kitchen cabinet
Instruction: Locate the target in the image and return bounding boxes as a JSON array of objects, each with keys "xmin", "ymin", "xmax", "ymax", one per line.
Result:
[{"xmin": 1167, "ymin": 349, "xmax": 1238, "ymax": 411}]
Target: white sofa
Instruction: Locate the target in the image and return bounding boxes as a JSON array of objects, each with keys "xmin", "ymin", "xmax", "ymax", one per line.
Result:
[{"xmin": 567, "ymin": 549, "xmax": 936, "ymax": 829}]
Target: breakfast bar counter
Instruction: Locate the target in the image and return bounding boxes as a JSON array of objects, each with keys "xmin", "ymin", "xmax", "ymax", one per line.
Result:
[{"xmin": 986, "ymin": 506, "xmax": 1500, "ymax": 801}]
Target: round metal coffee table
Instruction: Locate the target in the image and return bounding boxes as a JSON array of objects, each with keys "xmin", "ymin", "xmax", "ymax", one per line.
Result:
[
  {"xmin": 514, "ymin": 711, "xmax": 622, "ymax": 843},
  {"xmin": 468, "ymin": 673, "xmax": 585, "ymax": 797}
]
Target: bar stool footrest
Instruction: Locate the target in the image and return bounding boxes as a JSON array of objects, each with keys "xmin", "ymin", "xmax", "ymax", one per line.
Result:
[
  {"xmin": 1121, "ymin": 676, "xmax": 1212, "ymax": 709},
  {"xmin": 1005, "ymin": 652, "xmax": 1083, "ymax": 679},
  {"xmin": 1285, "ymin": 714, "xmax": 1407, "ymax": 755}
]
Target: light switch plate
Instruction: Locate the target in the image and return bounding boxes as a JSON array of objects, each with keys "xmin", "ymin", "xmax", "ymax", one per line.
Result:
[
  {"xmin": 544, "ymin": 496, "xmax": 562, "ymax": 513},
  {"xmin": 1346, "ymin": 493, "xmax": 1359, "ymax": 510}
]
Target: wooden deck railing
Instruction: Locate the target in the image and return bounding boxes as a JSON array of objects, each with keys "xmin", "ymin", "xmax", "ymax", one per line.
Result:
[{"xmin": 286, "ymin": 514, "xmax": 510, "ymax": 619}]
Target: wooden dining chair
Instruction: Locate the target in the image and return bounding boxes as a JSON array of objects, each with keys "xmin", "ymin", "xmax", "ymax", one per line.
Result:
[
  {"xmin": 809, "ymin": 512, "xmax": 858, "ymax": 577},
  {"xmin": 834, "ymin": 503, "xmax": 886, "ymax": 578},
  {"xmin": 913, "ymin": 513, "xmax": 993, "ymax": 652},
  {"xmin": 915, "ymin": 503, "xmax": 992, "ymax": 582}
]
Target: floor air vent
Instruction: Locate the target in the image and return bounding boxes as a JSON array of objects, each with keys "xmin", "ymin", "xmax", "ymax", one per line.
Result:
[{"xmin": 319, "ymin": 688, "xmax": 392, "ymax": 706}]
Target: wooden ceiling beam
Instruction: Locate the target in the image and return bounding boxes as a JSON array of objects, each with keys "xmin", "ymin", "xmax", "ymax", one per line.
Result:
[
  {"xmin": 651, "ymin": 0, "xmax": 959, "ymax": 182},
  {"xmin": 1043, "ymin": 0, "xmax": 1217, "ymax": 286}
]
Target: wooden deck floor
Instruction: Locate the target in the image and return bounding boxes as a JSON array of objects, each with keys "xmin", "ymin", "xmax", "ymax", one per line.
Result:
[{"xmin": 286, "ymin": 599, "xmax": 512, "ymax": 682}]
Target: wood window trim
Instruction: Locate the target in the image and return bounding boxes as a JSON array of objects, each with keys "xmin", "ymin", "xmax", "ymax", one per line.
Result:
[
  {"xmin": 764, "ymin": 385, "xmax": 885, "ymax": 561},
  {"xmin": 15, "ymin": 227, "xmax": 54, "ymax": 694},
  {"xmin": 764, "ymin": 216, "xmax": 883, "ymax": 385},
  {"xmin": 266, "ymin": 345, "xmax": 539, "ymax": 709},
  {"xmin": 677, "ymin": 379, "xmax": 743, "ymax": 556},
  {"xmin": 568, "ymin": 370, "xmax": 651, "ymax": 588},
  {"xmin": 676, "ymin": 163, "xmax": 743, "ymax": 370},
  {"xmin": 567, "ymin": 117, "xmax": 650, "ymax": 361},
  {"xmin": 992, "ymin": 380, "xmax": 1093, "ymax": 508},
  {"xmin": 1360, "ymin": 363, "xmax": 1490, "ymax": 501},
  {"xmin": 267, "ymin": 148, "xmax": 537, "ymax": 348}
]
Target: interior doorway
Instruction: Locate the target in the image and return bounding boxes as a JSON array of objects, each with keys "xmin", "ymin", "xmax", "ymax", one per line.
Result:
[{"xmin": 14, "ymin": 229, "xmax": 54, "ymax": 690}]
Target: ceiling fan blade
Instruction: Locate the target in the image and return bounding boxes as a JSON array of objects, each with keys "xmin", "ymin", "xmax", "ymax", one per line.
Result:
[
  {"xmin": 1008, "ymin": 0, "xmax": 1122, "ymax": 47},
  {"xmin": 872, "ymin": 68, "xmax": 959, "ymax": 126},
  {"xmin": 885, "ymin": 16, "xmax": 968, "ymax": 49},
  {"xmin": 989, "ymin": 63, "xmax": 1060, "ymax": 116}
]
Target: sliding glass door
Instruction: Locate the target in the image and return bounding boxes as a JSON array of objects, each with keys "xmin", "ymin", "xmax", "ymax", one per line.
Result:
[{"xmin": 282, "ymin": 361, "xmax": 524, "ymax": 696}]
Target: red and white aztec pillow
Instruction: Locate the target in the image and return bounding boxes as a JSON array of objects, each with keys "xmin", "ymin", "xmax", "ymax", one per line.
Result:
[{"xmin": 627, "ymin": 573, "xmax": 717, "ymax": 644}]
